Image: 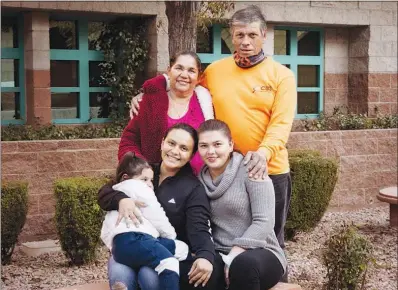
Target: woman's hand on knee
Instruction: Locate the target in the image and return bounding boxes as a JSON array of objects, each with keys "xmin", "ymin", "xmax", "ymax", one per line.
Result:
[
  {"xmin": 116, "ymin": 198, "xmax": 146, "ymax": 227},
  {"xmin": 188, "ymin": 258, "xmax": 213, "ymax": 287}
]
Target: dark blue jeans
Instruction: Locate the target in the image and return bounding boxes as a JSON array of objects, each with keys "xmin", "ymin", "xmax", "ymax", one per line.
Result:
[
  {"xmin": 269, "ymin": 172, "xmax": 292, "ymax": 283},
  {"xmin": 112, "ymin": 232, "xmax": 179, "ymax": 290}
]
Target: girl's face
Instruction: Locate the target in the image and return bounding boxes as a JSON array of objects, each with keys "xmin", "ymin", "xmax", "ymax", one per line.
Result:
[
  {"xmin": 161, "ymin": 129, "xmax": 195, "ymax": 171},
  {"xmin": 198, "ymin": 130, "xmax": 234, "ymax": 173},
  {"xmin": 167, "ymin": 55, "xmax": 199, "ymax": 96},
  {"xmin": 132, "ymin": 167, "xmax": 154, "ymax": 190}
]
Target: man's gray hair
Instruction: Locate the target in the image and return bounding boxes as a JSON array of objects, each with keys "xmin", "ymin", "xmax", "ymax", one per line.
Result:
[{"xmin": 230, "ymin": 5, "xmax": 267, "ymax": 32}]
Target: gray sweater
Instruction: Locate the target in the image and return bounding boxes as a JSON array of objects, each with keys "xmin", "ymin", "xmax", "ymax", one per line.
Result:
[{"xmin": 198, "ymin": 152, "xmax": 287, "ymax": 272}]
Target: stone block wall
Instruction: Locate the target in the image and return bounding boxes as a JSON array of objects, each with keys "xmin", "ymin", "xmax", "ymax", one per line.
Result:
[
  {"xmin": 1, "ymin": 139, "xmax": 119, "ymax": 240},
  {"xmin": 287, "ymin": 129, "xmax": 397, "ymax": 208},
  {"xmin": 2, "ymin": 129, "xmax": 397, "ymax": 241}
]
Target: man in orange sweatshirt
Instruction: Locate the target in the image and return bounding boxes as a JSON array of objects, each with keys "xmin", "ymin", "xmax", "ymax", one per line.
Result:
[
  {"xmin": 131, "ymin": 4, "xmax": 297, "ymax": 283},
  {"xmin": 201, "ymin": 3, "xmax": 296, "ymax": 249}
]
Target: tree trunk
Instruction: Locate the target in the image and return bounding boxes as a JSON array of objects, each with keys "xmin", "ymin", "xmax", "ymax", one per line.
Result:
[{"xmin": 165, "ymin": 1, "xmax": 200, "ymax": 57}]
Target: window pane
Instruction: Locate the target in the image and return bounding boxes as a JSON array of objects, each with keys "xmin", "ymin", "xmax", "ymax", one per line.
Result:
[
  {"xmin": 274, "ymin": 30, "xmax": 290, "ymax": 55},
  {"xmin": 298, "ymin": 31, "xmax": 320, "ymax": 56},
  {"xmin": 221, "ymin": 27, "xmax": 233, "ymax": 54},
  {"xmin": 298, "ymin": 92, "xmax": 319, "ymax": 114},
  {"xmin": 1, "ymin": 92, "xmax": 21, "ymax": 120},
  {"xmin": 88, "ymin": 22, "xmax": 105, "ymax": 51},
  {"xmin": 89, "ymin": 61, "xmax": 107, "ymax": 87},
  {"xmin": 298, "ymin": 65, "xmax": 319, "ymax": 87},
  {"xmin": 51, "ymin": 93, "xmax": 79, "ymax": 119},
  {"xmin": 197, "ymin": 27, "xmax": 213, "ymax": 53},
  {"xmin": 282, "ymin": 64, "xmax": 290, "ymax": 69},
  {"xmin": 51, "ymin": 60, "xmax": 79, "ymax": 87},
  {"xmin": 1, "ymin": 59, "xmax": 19, "ymax": 87},
  {"xmin": 50, "ymin": 20, "xmax": 77, "ymax": 49},
  {"xmin": 90, "ymin": 92, "xmax": 112, "ymax": 118},
  {"xmin": 1, "ymin": 17, "xmax": 18, "ymax": 48}
]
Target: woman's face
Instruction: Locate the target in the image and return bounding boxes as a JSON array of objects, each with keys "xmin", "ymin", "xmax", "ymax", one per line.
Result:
[
  {"xmin": 161, "ymin": 129, "xmax": 195, "ymax": 171},
  {"xmin": 198, "ymin": 130, "xmax": 234, "ymax": 172},
  {"xmin": 167, "ymin": 55, "xmax": 199, "ymax": 96}
]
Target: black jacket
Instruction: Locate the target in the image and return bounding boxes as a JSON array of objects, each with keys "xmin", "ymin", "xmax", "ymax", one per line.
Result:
[{"xmin": 98, "ymin": 163, "xmax": 216, "ymax": 264}]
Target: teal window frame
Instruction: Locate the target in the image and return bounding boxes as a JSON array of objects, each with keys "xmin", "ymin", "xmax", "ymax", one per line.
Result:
[
  {"xmin": 50, "ymin": 18, "xmax": 111, "ymax": 124},
  {"xmin": 273, "ymin": 26, "xmax": 324, "ymax": 119},
  {"xmin": 1, "ymin": 15, "xmax": 25, "ymax": 125}
]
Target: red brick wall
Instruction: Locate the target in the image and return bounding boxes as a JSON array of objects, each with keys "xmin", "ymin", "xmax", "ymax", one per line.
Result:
[
  {"xmin": 368, "ymin": 73, "xmax": 398, "ymax": 115},
  {"xmin": 1, "ymin": 130, "xmax": 397, "ymax": 241},
  {"xmin": 324, "ymin": 73, "xmax": 349, "ymax": 114}
]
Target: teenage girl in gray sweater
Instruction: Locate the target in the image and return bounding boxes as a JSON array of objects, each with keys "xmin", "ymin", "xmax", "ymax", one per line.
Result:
[{"xmin": 197, "ymin": 120, "xmax": 287, "ymax": 290}]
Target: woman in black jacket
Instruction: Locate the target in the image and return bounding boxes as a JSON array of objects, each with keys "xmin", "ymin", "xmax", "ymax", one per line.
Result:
[{"xmin": 98, "ymin": 123, "xmax": 222, "ymax": 290}]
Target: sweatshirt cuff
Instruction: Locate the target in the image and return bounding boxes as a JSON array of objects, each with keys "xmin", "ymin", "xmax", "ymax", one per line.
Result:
[
  {"xmin": 195, "ymin": 250, "xmax": 215, "ymax": 265},
  {"xmin": 112, "ymin": 192, "xmax": 130, "ymax": 210}
]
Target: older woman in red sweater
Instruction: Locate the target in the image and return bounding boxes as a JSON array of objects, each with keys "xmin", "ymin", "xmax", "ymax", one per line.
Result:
[{"xmin": 118, "ymin": 51, "xmax": 214, "ymax": 175}]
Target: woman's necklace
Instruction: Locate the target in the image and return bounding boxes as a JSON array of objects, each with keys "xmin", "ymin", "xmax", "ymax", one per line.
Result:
[{"xmin": 168, "ymin": 92, "xmax": 191, "ymax": 119}]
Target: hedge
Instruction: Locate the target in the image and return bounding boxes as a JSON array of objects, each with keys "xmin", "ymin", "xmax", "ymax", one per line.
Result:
[
  {"xmin": 1, "ymin": 181, "xmax": 28, "ymax": 265},
  {"xmin": 286, "ymin": 149, "xmax": 339, "ymax": 238},
  {"xmin": 54, "ymin": 177, "xmax": 107, "ymax": 265}
]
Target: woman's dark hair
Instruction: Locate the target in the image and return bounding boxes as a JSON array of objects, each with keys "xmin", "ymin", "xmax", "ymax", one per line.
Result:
[
  {"xmin": 197, "ymin": 119, "xmax": 232, "ymax": 141},
  {"xmin": 169, "ymin": 50, "xmax": 202, "ymax": 75},
  {"xmin": 116, "ymin": 152, "xmax": 151, "ymax": 183},
  {"xmin": 163, "ymin": 122, "xmax": 199, "ymax": 155}
]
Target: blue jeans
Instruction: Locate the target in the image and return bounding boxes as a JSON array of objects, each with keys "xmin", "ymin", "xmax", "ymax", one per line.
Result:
[
  {"xmin": 112, "ymin": 233, "xmax": 179, "ymax": 290},
  {"xmin": 108, "ymin": 255, "xmax": 160, "ymax": 290}
]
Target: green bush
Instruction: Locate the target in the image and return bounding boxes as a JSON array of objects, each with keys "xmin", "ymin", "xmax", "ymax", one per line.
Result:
[
  {"xmin": 286, "ymin": 150, "xmax": 338, "ymax": 238},
  {"xmin": 1, "ymin": 181, "xmax": 28, "ymax": 265},
  {"xmin": 323, "ymin": 224, "xmax": 373, "ymax": 290},
  {"xmin": 1, "ymin": 119, "xmax": 128, "ymax": 141},
  {"xmin": 54, "ymin": 177, "xmax": 107, "ymax": 265},
  {"xmin": 301, "ymin": 107, "xmax": 398, "ymax": 132}
]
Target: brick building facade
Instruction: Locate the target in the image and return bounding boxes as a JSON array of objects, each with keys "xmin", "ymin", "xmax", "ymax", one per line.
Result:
[{"xmin": 1, "ymin": 1, "xmax": 397, "ymax": 125}]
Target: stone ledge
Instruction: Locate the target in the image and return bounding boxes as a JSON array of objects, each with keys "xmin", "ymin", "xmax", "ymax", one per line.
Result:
[{"xmin": 54, "ymin": 281, "xmax": 302, "ymax": 290}]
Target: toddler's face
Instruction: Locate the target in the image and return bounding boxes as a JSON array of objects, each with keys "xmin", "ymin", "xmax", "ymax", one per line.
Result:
[{"xmin": 134, "ymin": 168, "xmax": 154, "ymax": 190}]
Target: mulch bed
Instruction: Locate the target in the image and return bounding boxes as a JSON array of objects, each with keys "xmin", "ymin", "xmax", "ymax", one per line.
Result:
[{"xmin": 2, "ymin": 205, "xmax": 397, "ymax": 290}]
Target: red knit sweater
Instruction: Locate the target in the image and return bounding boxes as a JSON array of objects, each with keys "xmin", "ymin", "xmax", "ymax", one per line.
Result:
[{"xmin": 118, "ymin": 75, "xmax": 203, "ymax": 163}]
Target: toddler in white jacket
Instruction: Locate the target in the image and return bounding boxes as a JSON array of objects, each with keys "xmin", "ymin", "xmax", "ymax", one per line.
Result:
[{"xmin": 101, "ymin": 152, "xmax": 188, "ymax": 290}]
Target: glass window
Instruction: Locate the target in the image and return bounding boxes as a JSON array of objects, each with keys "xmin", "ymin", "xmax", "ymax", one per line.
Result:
[
  {"xmin": 221, "ymin": 27, "xmax": 233, "ymax": 54},
  {"xmin": 274, "ymin": 30, "xmax": 290, "ymax": 55},
  {"xmin": 89, "ymin": 61, "xmax": 107, "ymax": 87},
  {"xmin": 90, "ymin": 92, "xmax": 112, "ymax": 118},
  {"xmin": 50, "ymin": 60, "xmax": 79, "ymax": 87},
  {"xmin": 298, "ymin": 31, "xmax": 320, "ymax": 56},
  {"xmin": 50, "ymin": 20, "xmax": 78, "ymax": 49},
  {"xmin": 51, "ymin": 93, "xmax": 79, "ymax": 119},
  {"xmin": 298, "ymin": 65, "xmax": 319, "ymax": 87},
  {"xmin": 50, "ymin": 19, "xmax": 111, "ymax": 123},
  {"xmin": 1, "ymin": 59, "xmax": 19, "ymax": 87},
  {"xmin": 1, "ymin": 17, "xmax": 18, "ymax": 48},
  {"xmin": 1, "ymin": 92, "xmax": 21, "ymax": 120},
  {"xmin": 88, "ymin": 22, "xmax": 105, "ymax": 51},
  {"xmin": 197, "ymin": 27, "xmax": 213, "ymax": 53},
  {"xmin": 297, "ymin": 92, "xmax": 319, "ymax": 114},
  {"xmin": 1, "ymin": 15, "xmax": 24, "ymax": 124}
]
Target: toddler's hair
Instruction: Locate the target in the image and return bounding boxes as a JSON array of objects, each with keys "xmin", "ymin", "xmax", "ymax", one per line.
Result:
[{"xmin": 116, "ymin": 152, "xmax": 151, "ymax": 183}]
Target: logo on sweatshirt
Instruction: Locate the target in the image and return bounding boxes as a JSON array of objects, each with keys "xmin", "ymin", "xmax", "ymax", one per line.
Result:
[
  {"xmin": 252, "ymin": 84, "xmax": 273, "ymax": 93},
  {"xmin": 168, "ymin": 198, "xmax": 176, "ymax": 204}
]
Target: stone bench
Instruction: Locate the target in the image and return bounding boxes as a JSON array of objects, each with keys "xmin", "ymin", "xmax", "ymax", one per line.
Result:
[
  {"xmin": 54, "ymin": 281, "xmax": 302, "ymax": 290},
  {"xmin": 377, "ymin": 186, "xmax": 398, "ymax": 227}
]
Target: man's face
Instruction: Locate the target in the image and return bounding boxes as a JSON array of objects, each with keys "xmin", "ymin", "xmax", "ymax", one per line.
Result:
[{"xmin": 231, "ymin": 21, "xmax": 266, "ymax": 57}]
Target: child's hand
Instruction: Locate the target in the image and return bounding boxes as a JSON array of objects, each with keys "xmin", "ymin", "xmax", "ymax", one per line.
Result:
[{"xmin": 116, "ymin": 198, "xmax": 146, "ymax": 227}]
